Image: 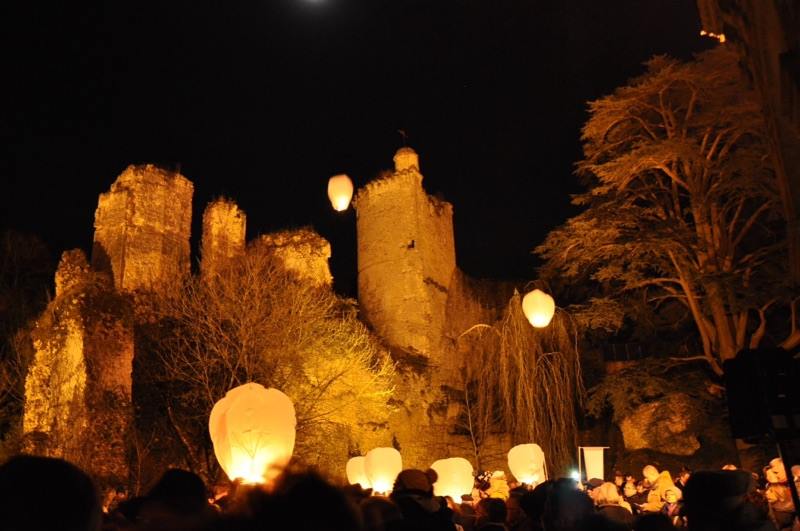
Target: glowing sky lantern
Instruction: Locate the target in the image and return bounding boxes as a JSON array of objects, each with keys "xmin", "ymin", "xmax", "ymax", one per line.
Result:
[
  {"xmin": 430, "ymin": 457, "xmax": 474, "ymax": 500},
  {"xmin": 507, "ymin": 443, "xmax": 546, "ymax": 486},
  {"xmin": 209, "ymin": 382, "xmax": 296, "ymax": 484},
  {"xmin": 364, "ymin": 447, "xmax": 402, "ymax": 494},
  {"xmin": 327, "ymin": 174, "xmax": 354, "ymax": 211},
  {"xmin": 346, "ymin": 456, "xmax": 371, "ymax": 489},
  {"xmin": 522, "ymin": 289, "xmax": 556, "ymax": 328}
]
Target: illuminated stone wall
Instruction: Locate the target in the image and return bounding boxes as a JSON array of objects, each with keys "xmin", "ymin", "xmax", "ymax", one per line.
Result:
[
  {"xmin": 92, "ymin": 164, "xmax": 193, "ymax": 293},
  {"xmin": 355, "ymin": 148, "xmax": 456, "ymax": 365},
  {"xmin": 256, "ymin": 227, "xmax": 333, "ymax": 287},
  {"xmin": 23, "ymin": 250, "xmax": 133, "ymax": 489},
  {"xmin": 353, "ymin": 148, "xmax": 517, "ymax": 472},
  {"xmin": 200, "ymin": 198, "xmax": 246, "ymax": 280},
  {"xmin": 21, "ymin": 151, "xmax": 514, "ymax": 486}
]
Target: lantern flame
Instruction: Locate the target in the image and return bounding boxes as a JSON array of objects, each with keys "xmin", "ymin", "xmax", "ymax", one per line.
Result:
[
  {"xmin": 328, "ymin": 174, "xmax": 354, "ymax": 211},
  {"xmin": 700, "ymin": 29, "xmax": 726, "ymax": 43},
  {"xmin": 209, "ymin": 383, "xmax": 296, "ymax": 484},
  {"xmin": 521, "ymin": 289, "xmax": 556, "ymax": 328},
  {"xmin": 508, "ymin": 443, "xmax": 546, "ymax": 486}
]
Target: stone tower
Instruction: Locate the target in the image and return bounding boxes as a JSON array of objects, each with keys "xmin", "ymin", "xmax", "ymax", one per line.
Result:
[
  {"xmin": 24, "ymin": 249, "xmax": 134, "ymax": 489},
  {"xmin": 92, "ymin": 164, "xmax": 193, "ymax": 292},
  {"xmin": 355, "ymin": 147, "xmax": 456, "ymax": 363},
  {"xmin": 200, "ymin": 198, "xmax": 246, "ymax": 279},
  {"xmin": 256, "ymin": 228, "xmax": 334, "ymax": 288}
]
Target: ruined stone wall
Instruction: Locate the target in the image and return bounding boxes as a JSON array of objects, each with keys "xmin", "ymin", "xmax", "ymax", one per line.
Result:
[
  {"xmin": 256, "ymin": 227, "xmax": 333, "ymax": 287},
  {"xmin": 200, "ymin": 198, "xmax": 246, "ymax": 280},
  {"xmin": 92, "ymin": 165, "xmax": 193, "ymax": 292},
  {"xmin": 355, "ymin": 148, "xmax": 456, "ymax": 364},
  {"xmin": 353, "ymin": 148, "xmax": 508, "ymax": 473},
  {"xmin": 23, "ymin": 250, "xmax": 133, "ymax": 489},
  {"xmin": 417, "ymin": 192, "xmax": 456, "ymax": 362},
  {"xmin": 441, "ymin": 270, "xmax": 518, "ymax": 377}
]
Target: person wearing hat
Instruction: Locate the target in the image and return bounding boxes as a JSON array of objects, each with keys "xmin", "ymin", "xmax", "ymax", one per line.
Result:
[
  {"xmin": 585, "ymin": 477, "xmax": 604, "ymax": 504},
  {"xmin": 390, "ymin": 469, "xmax": 457, "ymax": 531}
]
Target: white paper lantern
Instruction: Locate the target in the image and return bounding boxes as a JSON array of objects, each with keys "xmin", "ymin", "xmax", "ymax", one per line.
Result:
[
  {"xmin": 209, "ymin": 383, "xmax": 296, "ymax": 484},
  {"xmin": 522, "ymin": 289, "xmax": 556, "ymax": 328},
  {"xmin": 346, "ymin": 456, "xmax": 371, "ymax": 489},
  {"xmin": 328, "ymin": 174, "xmax": 354, "ymax": 212},
  {"xmin": 507, "ymin": 443, "xmax": 546, "ymax": 486},
  {"xmin": 364, "ymin": 447, "xmax": 402, "ymax": 494},
  {"xmin": 430, "ymin": 457, "xmax": 474, "ymax": 500}
]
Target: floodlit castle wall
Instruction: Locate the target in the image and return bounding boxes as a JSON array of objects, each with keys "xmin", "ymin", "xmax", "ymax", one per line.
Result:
[
  {"xmin": 256, "ymin": 227, "xmax": 333, "ymax": 287},
  {"xmin": 92, "ymin": 164, "xmax": 193, "ymax": 292},
  {"xmin": 23, "ymin": 250, "xmax": 133, "ymax": 490},
  {"xmin": 355, "ymin": 148, "xmax": 456, "ymax": 364},
  {"xmin": 200, "ymin": 198, "xmax": 246, "ymax": 280}
]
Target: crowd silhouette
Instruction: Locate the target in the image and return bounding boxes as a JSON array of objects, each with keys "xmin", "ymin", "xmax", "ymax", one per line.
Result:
[{"xmin": 0, "ymin": 454, "xmax": 797, "ymax": 531}]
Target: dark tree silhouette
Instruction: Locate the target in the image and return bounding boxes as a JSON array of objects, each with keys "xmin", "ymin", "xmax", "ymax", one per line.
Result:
[{"xmin": 538, "ymin": 47, "xmax": 796, "ymax": 375}]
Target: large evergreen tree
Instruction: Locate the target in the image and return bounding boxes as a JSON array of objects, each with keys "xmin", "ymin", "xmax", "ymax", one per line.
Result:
[{"xmin": 538, "ymin": 47, "xmax": 797, "ymax": 375}]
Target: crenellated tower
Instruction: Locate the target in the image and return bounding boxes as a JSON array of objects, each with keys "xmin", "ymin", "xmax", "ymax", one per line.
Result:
[{"xmin": 354, "ymin": 147, "xmax": 456, "ymax": 365}]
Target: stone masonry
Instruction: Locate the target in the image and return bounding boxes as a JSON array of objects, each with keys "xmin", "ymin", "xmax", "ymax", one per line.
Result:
[
  {"xmin": 21, "ymin": 152, "xmax": 508, "ymax": 486},
  {"xmin": 200, "ymin": 198, "xmax": 246, "ymax": 280},
  {"xmin": 92, "ymin": 164, "xmax": 193, "ymax": 293},
  {"xmin": 354, "ymin": 148, "xmax": 488, "ymax": 471},
  {"xmin": 354, "ymin": 147, "xmax": 456, "ymax": 366},
  {"xmin": 23, "ymin": 249, "xmax": 134, "ymax": 490},
  {"xmin": 256, "ymin": 228, "xmax": 334, "ymax": 287}
]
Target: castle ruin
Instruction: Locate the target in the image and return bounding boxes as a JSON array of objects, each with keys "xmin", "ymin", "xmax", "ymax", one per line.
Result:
[
  {"xmin": 355, "ymin": 148, "xmax": 456, "ymax": 367},
  {"xmin": 23, "ymin": 250, "xmax": 134, "ymax": 489},
  {"xmin": 21, "ymin": 148, "xmax": 515, "ymax": 489},
  {"xmin": 92, "ymin": 164, "xmax": 193, "ymax": 292},
  {"xmin": 200, "ymin": 198, "xmax": 246, "ymax": 280},
  {"xmin": 256, "ymin": 228, "xmax": 334, "ymax": 288},
  {"xmin": 23, "ymin": 164, "xmax": 194, "ymax": 490}
]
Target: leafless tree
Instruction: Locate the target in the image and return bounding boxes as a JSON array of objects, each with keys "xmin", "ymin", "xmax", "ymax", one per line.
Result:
[{"xmin": 143, "ymin": 241, "xmax": 394, "ymax": 480}]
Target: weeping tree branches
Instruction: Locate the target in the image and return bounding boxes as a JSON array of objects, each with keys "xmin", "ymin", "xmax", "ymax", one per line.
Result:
[{"xmin": 459, "ymin": 293, "xmax": 584, "ymax": 475}]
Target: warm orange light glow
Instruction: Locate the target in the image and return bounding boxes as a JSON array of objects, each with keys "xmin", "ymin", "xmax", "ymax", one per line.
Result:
[
  {"xmin": 209, "ymin": 383, "xmax": 296, "ymax": 484},
  {"xmin": 346, "ymin": 456, "xmax": 372, "ymax": 489},
  {"xmin": 507, "ymin": 443, "xmax": 546, "ymax": 485},
  {"xmin": 364, "ymin": 447, "xmax": 402, "ymax": 494},
  {"xmin": 327, "ymin": 174, "xmax": 354, "ymax": 211},
  {"xmin": 700, "ymin": 29, "xmax": 726, "ymax": 43},
  {"xmin": 430, "ymin": 457, "xmax": 473, "ymax": 500},
  {"xmin": 521, "ymin": 289, "xmax": 555, "ymax": 328}
]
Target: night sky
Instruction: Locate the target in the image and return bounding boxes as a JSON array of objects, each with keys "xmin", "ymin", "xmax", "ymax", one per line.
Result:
[{"xmin": 4, "ymin": 0, "xmax": 712, "ymax": 295}]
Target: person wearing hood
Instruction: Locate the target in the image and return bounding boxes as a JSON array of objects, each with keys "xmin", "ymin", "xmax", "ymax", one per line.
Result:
[{"xmin": 390, "ymin": 468, "xmax": 457, "ymax": 531}]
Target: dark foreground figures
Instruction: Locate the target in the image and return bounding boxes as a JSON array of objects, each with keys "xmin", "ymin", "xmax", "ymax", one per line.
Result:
[{"xmin": 0, "ymin": 455, "xmax": 796, "ymax": 531}]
